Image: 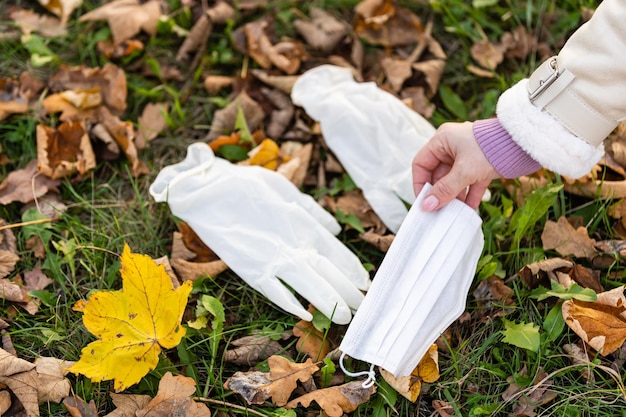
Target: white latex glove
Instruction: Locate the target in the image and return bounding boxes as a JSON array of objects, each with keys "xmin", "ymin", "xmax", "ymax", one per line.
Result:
[
  {"xmin": 291, "ymin": 65, "xmax": 436, "ymax": 233},
  {"xmin": 149, "ymin": 142, "xmax": 371, "ymax": 324}
]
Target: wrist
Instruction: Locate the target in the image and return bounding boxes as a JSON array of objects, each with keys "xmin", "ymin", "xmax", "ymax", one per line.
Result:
[{"xmin": 473, "ymin": 118, "xmax": 542, "ymax": 178}]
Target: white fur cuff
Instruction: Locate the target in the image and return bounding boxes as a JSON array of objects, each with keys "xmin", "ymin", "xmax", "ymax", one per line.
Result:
[{"xmin": 497, "ymin": 79, "xmax": 604, "ymax": 179}]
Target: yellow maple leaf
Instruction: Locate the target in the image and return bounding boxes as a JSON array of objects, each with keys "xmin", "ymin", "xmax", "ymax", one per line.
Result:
[
  {"xmin": 379, "ymin": 344, "xmax": 439, "ymax": 402},
  {"xmin": 68, "ymin": 243, "xmax": 192, "ymax": 392}
]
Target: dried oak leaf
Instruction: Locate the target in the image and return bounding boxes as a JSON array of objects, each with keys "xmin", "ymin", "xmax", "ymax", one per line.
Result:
[
  {"xmin": 359, "ymin": 229, "xmax": 393, "ymax": 252},
  {"xmin": 79, "ymin": 0, "xmax": 161, "ymax": 44},
  {"xmin": 294, "ymin": 8, "xmax": 348, "ymax": 53},
  {"xmin": 67, "ymin": 244, "xmax": 193, "ymax": 392},
  {"xmin": 562, "ymin": 285, "xmax": 626, "ymax": 356},
  {"xmin": 276, "ymin": 142, "xmax": 312, "ymax": 188},
  {"xmin": 177, "ymin": 222, "xmax": 218, "ymax": 262},
  {"xmin": 380, "ymin": 344, "xmax": 439, "ymax": 402},
  {"xmin": 103, "ymin": 392, "xmax": 151, "ymax": 417},
  {"xmin": 354, "ymin": 0, "xmax": 424, "ymax": 47},
  {"xmin": 0, "ymin": 77, "xmax": 28, "ymax": 121},
  {"xmin": 251, "ymin": 69, "xmax": 298, "ymax": 95},
  {"xmin": 562, "ymin": 343, "xmax": 595, "ymax": 383},
  {"xmin": 224, "ymin": 334, "xmax": 284, "ymax": 366},
  {"xmin": 0, "ymin": 160, "xmax": 61, "ymax": 205},
  {"xmin": 9, "ymin": 8, "xmax": 67, "ymax": 37},
  {"xmin": 48, "ymin": 63, "xmax": 127, "ymax": 115},
  {"xmin": 0, "ymin": 252, "xmax": 20, "ymax": 279},
  {"xmin": 0, "ymin": 390, "xmax": 10, "ymax": 415},
  {"xmin": 224, "ymin": 370, "xmax": 272, "ymax": 405},
  {"xmin": 285, "ymin": 380, "xmax": 376, "ymax": 417},
  {"xmin": 381, "ymin": 56, "xmax": 413, "ymax": 92},
  {"xmin": 541, "ymin": 216, "xmax": 597, "ymax": 259},
  {"xmin": 293, "ymin": 319, "xmax": 330, "ymax": 361},
  {"xmin": 0, "ymin": 348, "xmax": 38, "ymax": 417},
  {"xmin": 37, "ymin": 121, "xmax": 96, "ymax": 180},
  {"xmin": 134, "ymin": 372, "xmax": 211, "ymax": 416},
  {"xmin": 262, "ymin": 87, "xmax": 294, "ymax": 140}
]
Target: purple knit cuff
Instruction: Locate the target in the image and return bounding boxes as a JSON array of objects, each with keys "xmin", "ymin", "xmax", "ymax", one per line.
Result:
[{"xmin": 473, "ymin": 118, "xmax": 542, "ymax": 178}]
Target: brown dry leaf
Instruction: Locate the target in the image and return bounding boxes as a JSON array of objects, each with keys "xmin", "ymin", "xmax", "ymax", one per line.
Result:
[
  {"xmin": 22, "ymin": 191, "xmax": 68, "ymax": 220},
  {"xmin": 432, "ymin": 400, "xmax": 454, "ymax": 417},
  {"xmin": 562, "ymin": 343, "xmax": 595, "ymax": 383},
  {"xmin": 135, "ymin": 102, "xmax": 169, "ymax": 149},
  {"xmin": 412, "ymin": 58, "xmax": 446, "ymax": 97},
  {"xmin": 0, "ymin": 251, "xmax": 20, "ymax": 279},
  {"xmin": 293, "ymin": 319, "xmax": 330, "ymax": 361},
  {"xmin": 0, "ymin": 219, "xmax": 17, "ymax": 254},
  {"xmin": 96, "ymin": 106, "xmax": 149, "ymax": 176},
  {"xmin": 239, "ymin": 18, "xmax": 306, "ymax": 74},
  {"xmin": 354, "ymin": 0, "xmax": 423, "ymax": 47},
  {"xmin": 204, "ymin": 75, "xmax": 234, "ymax": 94},
  {"xmin": 171, "ymin": 231, "xmax": 197, "ymax": 261},
  {"xmin": 285, "ymin": 380, "xmax": 376, "ymax": 417},
  {"xmin": 79, "ymin": 0, "xmax": 161, "ymax": 44},
  {"xmin": 97, "ymin": 39, "xmax": 145, "ymax": 59},
  {"xmin": 470, "ymin": 39, "xmax": 505, "ymax": 70},
  {"xmin": 224, "ymin": 334, "xmax": 284, "ymax": 366},
  {"xmin": 134, "ymin": 372, "xmax": 211, "ymax": 416},
  {"xmin": 37, "ymin": 121, "xmax": 96, "ymax": 180},
  {"xmin": 541, "ymin": 216, "xmax": 597, "ymax": 258},
  {"xmin": 467, "ymin": 63, "xmax": 495, "ymax": 78},
  {"xmin": 380, "ymin": 344, "xmax": 439, "ymax": 402},
  {"xmin": 327, "ymin": 190, "xmax": 382, "ymax": 231},
  {"xmin": 473, "ymin": 275, "xmax": 515, "ymax": 319},
  {"xmin": 401, "ymin": 86, "xmax": 435, "ymax": 118},
  {"xmin": 381, "ymin": 57, "xmax": 413, "ymax": 92},
  {"xmin": 251, "ymin": 69, "xmax": 299, "ymax": 95},
  {"xmin": 0, "ymin": 390, "xmax": 10, "ymax": 415},
  {"xmin": 35, "ymin": 357, "xmax": 74, "ymax": 403},
  {"xmin": 276, "ymin": 142, "xmax": 312, "ymax": 188},
  {"xmin": 502, "ymin": 366, "xmax": 557, "ymax": 416},
  {"xmin": 0, "ymin": 77, "xmax": 28, "ymax": 121},
  {"xmin": 502, "ymin": 26, "xmax": 537, "ymax": 60},
  {"xmin": 178, "ymin": 221, "xmax": 218, "ymax": 262},
  {"xmin": 224, "ymin": 369, "xmax": 272, "ymax": 405},
  {"xmin": 206, "ymin": 91, "xmax": 264, "ymax": 141},
  {"xmin": 170, "ymin": 258, "xmax": 228, "ymax": 282},
  {"xmin": 262, "ymin": 87, "xmax": 294, "ymax": 140},
  {"xmin": 63, "ymin": 396, "xmax": 99, "ymax": 417},
  {"xmin": 41, "ymin": 92, "xmax": 97, "ymax": 122},
  {"xmin": 267, "ymin": 356, "xmax": 319, "ymax": 406},
  {"xmin": 9, "ymin": 8, "xmax": 67, "ymax": 37},
  {"xmin": 562, "ymin": 285, "xmax": 626, "ymax": 356},
  {"xmin": 0, "ymin": 348, "xmax": 38, "ymax": 417},
  {"xmin": 294, "ymin": 8, "xmax": 348, "ymax": 53},
  {"xmin": 49, "ymin": 63, "xmax": 127, "ymax": 115},
  {"xmin": 0, "ymin": 279, "xmax": 28, "ymax": 302},
  {"xmin": 359, "ymin": 229, "xmax": 393, "ymax": 252},
  {"xmin": 177, "ymin": 14, "xmax": 212, "ymax": 61},
  {"xmin": 0, "ymin": 160, "xmax": 61, "ymax": 205},
  {"xmin": 568, "ymin": 263, "xmax": 603, "ymax": 293},
  {"xmin": 104, "ymin": 393, "xmax": 151, "ymax": 417},
  {"xmin": 518, "ymin": 258, "xmax": 573, "ymax": 290}
]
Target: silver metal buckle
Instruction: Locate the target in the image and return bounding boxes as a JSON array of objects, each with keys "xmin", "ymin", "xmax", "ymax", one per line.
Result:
[{"xmin": 529, "ymin": 58, "xmax": 559, "ymax": 102}]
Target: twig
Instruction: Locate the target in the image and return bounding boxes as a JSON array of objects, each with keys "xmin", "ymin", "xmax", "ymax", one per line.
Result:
[
  {"xmin": 0, "ymin": 217, "xmax": 56, "ymax": 231},
  {"xmin": 194, "ymin": 397, "xmax": 270, "ymax": 416}
]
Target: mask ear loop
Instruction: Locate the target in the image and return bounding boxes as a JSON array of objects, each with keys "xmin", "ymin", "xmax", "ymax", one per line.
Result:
[{"xmin": 339, "ymin": 352, "xmax": 376, "ymax": 389}]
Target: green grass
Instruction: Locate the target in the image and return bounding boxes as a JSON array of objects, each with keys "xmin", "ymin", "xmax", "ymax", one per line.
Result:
[{"xmin": 2, "ymin": 0, "xmax": 625, "ymax": 415}]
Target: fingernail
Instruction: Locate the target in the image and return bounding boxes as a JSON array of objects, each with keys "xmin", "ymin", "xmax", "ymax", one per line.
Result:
[{"xmin": 421, "ymin": 195, "xmax": 439, "ymax": 211}]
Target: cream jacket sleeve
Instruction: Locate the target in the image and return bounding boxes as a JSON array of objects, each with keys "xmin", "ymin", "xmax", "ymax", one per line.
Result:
[{"xmin": 496, "ymin": 0, "xmax": 626, "ymax": 178}]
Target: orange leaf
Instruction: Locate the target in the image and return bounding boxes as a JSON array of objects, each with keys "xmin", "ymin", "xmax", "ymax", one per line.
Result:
[
  {"xmin": 562, "ymin": 286, "xmax": 626, "ymax": 355},
  {"xmin": 292, "ymin": 320, "xmax": 330, "ymax": 361},
  {"xmin": 36, "ymin": 121, "xmax": 96, "ymax": 180},
  {"xmin": 267, "ymin": 356, "xmax": 319, "ymax": 406},
  {"xmin": 379, "ymin": 344, "xmax": 439, "ymax": 402}
]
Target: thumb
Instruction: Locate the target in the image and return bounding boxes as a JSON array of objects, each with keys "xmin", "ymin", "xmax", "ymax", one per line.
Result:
[{"xmin": 420, "ymin": 172, "xmax": 468, "ymax": 211}]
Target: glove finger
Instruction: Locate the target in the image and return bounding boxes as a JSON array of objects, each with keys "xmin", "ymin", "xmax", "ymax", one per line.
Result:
[
  {"xmin": 362, "ymin": 187, "xmax": 410, "ymax": 234},
  {"xmin": 307, "ymin": 253, "xmax": 366, "ymax": 311},
  {"xmin": 255, "ymin": 278, "xmax": 313, "ymax": 322},
  {"xmin": 276, "ymin": 255, "xmax": 353, "ymax": 324},
  {"xmin": 311, "ymin": 231, "xmax": 371, "ymax": 291}
]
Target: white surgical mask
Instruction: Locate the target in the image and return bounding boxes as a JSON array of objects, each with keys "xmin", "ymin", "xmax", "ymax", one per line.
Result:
[{"xmin": 339, "ymin": 184, "xmax": 484, "ymax": 382}]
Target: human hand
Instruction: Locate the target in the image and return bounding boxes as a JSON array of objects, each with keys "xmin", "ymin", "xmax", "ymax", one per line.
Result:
[
  {"xmin": 412, "ymin": 122, "xmax": 500, "ymax": 211},
  {"xmin": 150, "ymin": 143, "xmax": 371, "ymax": 324}
]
